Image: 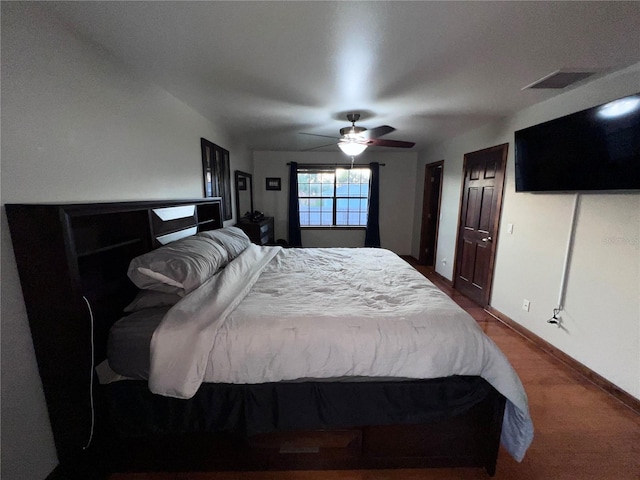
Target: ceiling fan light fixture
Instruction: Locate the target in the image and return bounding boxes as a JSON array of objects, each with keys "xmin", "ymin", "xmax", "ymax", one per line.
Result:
[{"xmin": 337, "ymin": 141, "xmax": 367, "ymax": 156}]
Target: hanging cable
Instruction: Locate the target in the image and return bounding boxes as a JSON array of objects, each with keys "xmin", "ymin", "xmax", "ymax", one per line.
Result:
[
  {"xmin": 81, "ymin": 295, "xmax": 95, "ymax": 450},
  {"xmin": 549, "ymin": 193, "xmax": 580, "ymax": 326},
  {"xmin": 547, "ymin": 307, "xmax": 561, "ymax": 325}
]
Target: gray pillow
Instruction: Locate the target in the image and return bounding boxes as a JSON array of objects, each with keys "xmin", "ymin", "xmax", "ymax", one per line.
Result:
[
  {"xmin": 127, "ymin": 234, "xmax": 229, "ymax": 296},
  {"xmin": 198, "ymin": 226, "xmax": 251, "ymax": 259}
]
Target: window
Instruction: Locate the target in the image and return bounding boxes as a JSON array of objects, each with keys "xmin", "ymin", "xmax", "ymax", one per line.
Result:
[{"xmin": 297, "ymin": 168, "xmax": 371, "ymax": 227}]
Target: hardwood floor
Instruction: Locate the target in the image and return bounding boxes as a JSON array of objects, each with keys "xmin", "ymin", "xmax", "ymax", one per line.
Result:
[{"xmin": 110, "ymin": 264, "xmax": 640, "ymax": 480}]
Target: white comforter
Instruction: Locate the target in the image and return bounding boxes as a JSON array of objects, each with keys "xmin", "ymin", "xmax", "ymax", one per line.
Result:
[{"xmin": 149, "ymin": 244, "xmax": 533, "ymax": 461}]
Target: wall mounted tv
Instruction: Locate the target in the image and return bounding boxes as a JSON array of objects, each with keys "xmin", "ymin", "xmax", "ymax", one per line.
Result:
[{"xmin": 514, "ymin": 93, "xmax": 640, "ymax": 192}]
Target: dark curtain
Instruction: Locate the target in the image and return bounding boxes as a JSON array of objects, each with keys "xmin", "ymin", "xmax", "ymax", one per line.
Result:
[
  {"xmin": 364, "ymin": 162, "xmax": 381, "ymax": 247},
  {"xmin": 287, "ymin": 162, "xmax": 302, "ymax": 247}
]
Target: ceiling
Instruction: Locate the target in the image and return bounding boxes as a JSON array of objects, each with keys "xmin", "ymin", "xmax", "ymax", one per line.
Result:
[{"xmin": 45, "ymin": 1, "xmax": 640, "ymax": 153}]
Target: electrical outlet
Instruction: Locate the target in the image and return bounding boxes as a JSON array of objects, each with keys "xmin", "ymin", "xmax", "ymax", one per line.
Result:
[{"xmin": 522, "ymin": 299, "xmax": 530, "ymax": 312}]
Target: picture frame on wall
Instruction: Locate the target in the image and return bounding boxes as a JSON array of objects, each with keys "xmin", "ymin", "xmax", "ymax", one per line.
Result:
[
  {"xmin": 201, "ymin": 138, "xmax": 232, "ymax": 220},
  {"xmin": 201, "ymin": 140, "xmax": 214, "ymax": 198},
  {"xmin": 266, "ymin": 177, "xmax": 281, "ymax": 191}
]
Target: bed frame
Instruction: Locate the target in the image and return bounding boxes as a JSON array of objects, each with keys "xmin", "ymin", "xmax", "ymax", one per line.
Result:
[{"xmin": 6, "ymin": 198, "xmax": 506, "ymax": 478}]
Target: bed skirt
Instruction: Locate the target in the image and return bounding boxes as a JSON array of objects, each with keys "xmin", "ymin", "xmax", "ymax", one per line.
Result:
[{"xmin": 101, "ymin": 376, "xmax": 506, "ymax": 475}]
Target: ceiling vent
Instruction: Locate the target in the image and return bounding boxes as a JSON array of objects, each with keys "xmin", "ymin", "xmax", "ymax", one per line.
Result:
[{"xmin": 522, "ymin": 70, "xmax": 596, "ymax": 90}]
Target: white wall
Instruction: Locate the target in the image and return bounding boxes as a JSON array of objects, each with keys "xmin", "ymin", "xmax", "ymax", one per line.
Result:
[
  {"xmin": 3, "ymin": 5, "xmax": 637, "ymax": 479},
  {"xmin": 0, "ymin": 4, "xmax": 252, "ymax": 479},
  {"xmin": 253, "ymin": 151, "xmax": 417, "ymax": 255},
  {"xmin": 412, "ymin": 63, "xmax": 640, "ymax": 400}
]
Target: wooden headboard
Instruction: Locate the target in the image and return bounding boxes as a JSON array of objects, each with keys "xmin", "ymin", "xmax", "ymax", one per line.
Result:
[{"xmin": 5, "ymin": 198, "xmax": 223, "ymax": 463}]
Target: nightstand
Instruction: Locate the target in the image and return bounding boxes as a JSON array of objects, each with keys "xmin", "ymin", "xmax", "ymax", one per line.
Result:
[{"xmin": 235, "ymin": 216, "xmax": 274, "ymax": 245}]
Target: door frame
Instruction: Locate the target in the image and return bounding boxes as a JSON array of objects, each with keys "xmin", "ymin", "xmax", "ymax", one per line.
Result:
[
  {"xmin": 452, "ymin": 143, "xmax": 508, "ymax": 306},
  {"xmin": 418, "ymin": 160, "xmax": 444, "ymax": 265}
]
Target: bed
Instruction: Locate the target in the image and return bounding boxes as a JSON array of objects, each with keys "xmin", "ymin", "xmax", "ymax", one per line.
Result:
[
  {"xmin": 5, "ymin": 198, "xmax": 533, "ymax": 477},
  {"xmin": 102, "ymin": 226, "xmax": 533, "ymax": 475}
]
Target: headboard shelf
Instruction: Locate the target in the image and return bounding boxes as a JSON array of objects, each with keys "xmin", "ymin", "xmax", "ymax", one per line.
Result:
[
  {"xmin": 196, "ymin": 203, "xmax": 223, "ymax": 229},
  {"xmin": 70, "ymin": 210, "xmax": 150, "ymax": 256},
  {"xmin": 4, "ymin": 197, "xmax": 223, "ymax": 465},
  {"xmin": 76, "ymin": 238, "xmax": 144, "ymax": 258},
  {"xmin": 198, "ymin": 218, "xmax": 217, "ymax": 228}
]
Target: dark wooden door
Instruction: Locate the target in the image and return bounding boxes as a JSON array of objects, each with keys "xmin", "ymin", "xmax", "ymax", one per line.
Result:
[
  {"xmin": 453, "ymin": 144, "xmax": 508, "ymax": 306},
  {"xmin": 419, "ymin": 161, "xmax": 443, "ymax": 266}
]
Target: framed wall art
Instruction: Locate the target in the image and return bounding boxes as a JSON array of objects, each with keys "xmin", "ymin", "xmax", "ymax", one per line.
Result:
[
  {"xmin": 266, "ymin": 177, "xmax": 281, "ymax": 191},
  {"xmin": 201, "ymin": 138, "xmax": 232, "ymax": 220}
]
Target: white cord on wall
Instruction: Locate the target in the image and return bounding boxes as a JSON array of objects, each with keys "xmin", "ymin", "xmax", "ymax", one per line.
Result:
[
  {"xmin": 549, "ymin": 193, "xmax": 580, "ymax": 325},
  {"xmin": 82, "ymin": 295, "xmax": 95, "ymax": 450}
]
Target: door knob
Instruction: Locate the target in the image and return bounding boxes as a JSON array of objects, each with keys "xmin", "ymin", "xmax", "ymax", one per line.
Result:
[{"xmin": 482, "ymin": 236, "xmax": 493, "ymax": 242}]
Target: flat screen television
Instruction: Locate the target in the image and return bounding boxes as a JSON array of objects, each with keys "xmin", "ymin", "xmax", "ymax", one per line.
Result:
[{"xmin": 514, "ymin": 93, "xmax": 640, "ymax": 192}]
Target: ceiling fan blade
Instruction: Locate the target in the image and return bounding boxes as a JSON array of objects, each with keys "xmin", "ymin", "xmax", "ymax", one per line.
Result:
[
  {"xmin": 299, "ymin": 132, "xmax": 339, "ymax": 140},
  {"xmin": 361, "ymin": 125, "xmax": 395, "ymax": 139},
  {"xmin": 365, "ymin": 138, "xmax": 415, "ymax": 148},
  {"xmin": 302, "ymin": 142, "xmax": 338, "ymax": 151}
]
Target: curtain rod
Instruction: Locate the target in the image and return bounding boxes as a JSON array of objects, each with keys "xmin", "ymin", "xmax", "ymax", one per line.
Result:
[{"xmin": 286, "ymin": 162, "xmax": 386, "ymax": 168}]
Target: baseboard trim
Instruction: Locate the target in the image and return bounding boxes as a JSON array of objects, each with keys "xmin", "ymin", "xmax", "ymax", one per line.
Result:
[
  {"xmin": 400, "ymin": 256, "xmax": 454, "ymax": 288},
  {"xmin": 485, "ymin": 306, "xmax": 640, "ymax": 415},
  {"xmin": 432, "ymin": 270, "xmax": 453, "ymax": 288}
]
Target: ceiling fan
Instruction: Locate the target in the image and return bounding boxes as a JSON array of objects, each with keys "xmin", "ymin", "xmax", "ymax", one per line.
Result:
[{"xmin": 300, "ymin": 114, "xmax": 415, "ymax": 155}]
